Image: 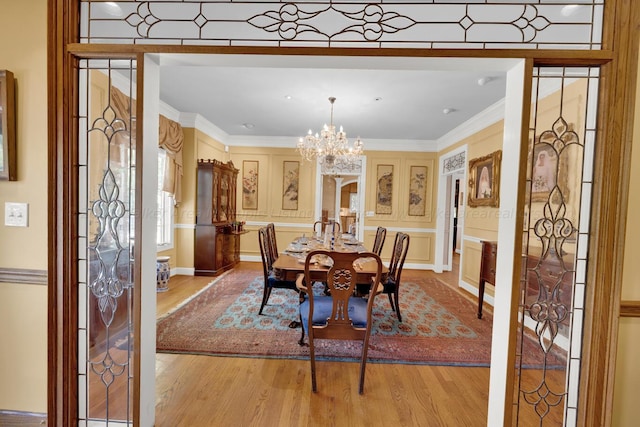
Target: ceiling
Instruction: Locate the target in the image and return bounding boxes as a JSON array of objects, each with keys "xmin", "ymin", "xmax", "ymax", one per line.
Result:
[{"xmin": 153, "ymin": 54, "xmax": 515, "ymax": 150}]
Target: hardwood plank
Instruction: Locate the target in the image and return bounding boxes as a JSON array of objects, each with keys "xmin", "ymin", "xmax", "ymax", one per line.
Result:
[{"xmin": 154, "ymin": 258, "xmax": 561, "ymax": 426}]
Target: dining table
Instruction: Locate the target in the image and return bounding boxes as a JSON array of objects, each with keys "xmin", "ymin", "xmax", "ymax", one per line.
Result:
[
  {"xmin": 272, "ymin": 235, "xmax": 388, "ymax": 329},
  {"xmin": 272, "ymin": 235, "xmax": 389, "ymax": 283}
]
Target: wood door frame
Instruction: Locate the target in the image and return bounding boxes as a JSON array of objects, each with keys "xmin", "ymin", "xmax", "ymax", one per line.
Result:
[{"xmin": 48, "ymin": 1, "xmax": 639, "ymax": 426}]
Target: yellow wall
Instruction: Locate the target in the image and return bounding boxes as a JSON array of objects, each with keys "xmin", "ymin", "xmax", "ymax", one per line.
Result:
[
  {"xmin": 364, "ymin": 151, "xmax": 436, "ymax": 264},
  {"xmin": 440, "ymin": 121, "xmax": 504, "ymax": 293},
  {"xmin": 612, "ymin": 43, "xmax": 640, "ymax": 426},
  {"xmin": 229, "ymin": 146, "xmax": 317, "ymax": 260},
  {"xmin": 173, "ymin": 146, "xmax": 437, "ymax": 268},
  {"xmin": 227, "ymin": 148, "xmax": 437, "ymax": 265},
  {"xmin": 440, "ymin": 79, "xmax": 589, "ymax": 301},
  {"xmin": 0, "ymin": 0, "xmax": 48, "ymax": 413}
]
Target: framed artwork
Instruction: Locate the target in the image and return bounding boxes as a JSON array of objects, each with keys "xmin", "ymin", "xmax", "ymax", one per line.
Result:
[
  {"xmin": 376, "ymin": 164, "xmax": 393, "ymax": 214},
  {"xmin": 282, "ymin": 160, "xmax": 299, "ymax": 210},
  {"xmin": 0, "ymin": 70, "xmax": 16, "ymax": 181},
  {"xmin": 408, "ymin": 165, "xmax": 427, "ymax": 216},
  {"xmin": 468, "ymin": 150, "xmax": 502, "ymax": 208},
  {"xmin": 242, "ymin": 160, "xmax": 259, "ymax": 210}
]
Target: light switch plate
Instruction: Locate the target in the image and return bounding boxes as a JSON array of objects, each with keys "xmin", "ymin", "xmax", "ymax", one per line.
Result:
[{"xmin": 5, "ymin": 202, "xmax": 29, "ymax": 227}]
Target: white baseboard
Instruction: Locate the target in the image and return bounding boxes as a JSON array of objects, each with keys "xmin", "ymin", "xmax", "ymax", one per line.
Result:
[
  {"xmin": 404, "ymin": 262, "xmax": 433, "ymax": 270},
  {"xmin": 172, "ymin": 267, "xmax": 194, "ymax": 276},
  {"xmin": 459, "ymin": 279, "xmax": 495, "ymax": 307}
]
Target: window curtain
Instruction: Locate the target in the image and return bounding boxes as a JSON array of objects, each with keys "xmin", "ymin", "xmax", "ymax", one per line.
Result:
[
  {"xmin": 158, "ymin": 115, "xmax": 184, "ymax": 204},
  {"xmin": 110, "ymin": 86, "xmax": 184, "ymax": 204}
]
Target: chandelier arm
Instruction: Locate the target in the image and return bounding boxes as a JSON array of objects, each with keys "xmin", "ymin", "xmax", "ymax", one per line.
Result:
[{"xmin": 297, "ymin": 96, "xmax": 363, "ymax": 174}]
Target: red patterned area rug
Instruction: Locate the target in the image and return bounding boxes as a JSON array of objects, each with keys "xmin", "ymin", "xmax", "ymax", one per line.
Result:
[{"xmin": 156, "ymin": 269, "xmax": 564, "ymax": 367}]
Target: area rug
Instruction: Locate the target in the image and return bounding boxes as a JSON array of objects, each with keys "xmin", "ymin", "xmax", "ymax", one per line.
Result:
[{"xmin": 156, "ymin": 269, "xmax": 564, "ymax": 367}]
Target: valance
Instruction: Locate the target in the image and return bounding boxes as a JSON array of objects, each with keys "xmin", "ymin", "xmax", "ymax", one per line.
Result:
[{"xmin": 110, "ymin": 86, "xmax": 184, "ymax": 204}]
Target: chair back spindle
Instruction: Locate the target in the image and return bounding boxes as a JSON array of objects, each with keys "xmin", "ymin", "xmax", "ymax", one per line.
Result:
[{"xmin": 372, "ymin": 226, "xmax": 387, "ymax": 256}]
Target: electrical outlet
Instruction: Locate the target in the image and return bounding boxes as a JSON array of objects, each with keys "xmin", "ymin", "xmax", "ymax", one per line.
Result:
[{"xmin": 5, "ymin": 202, "xmax": 29, "ymax": 227}]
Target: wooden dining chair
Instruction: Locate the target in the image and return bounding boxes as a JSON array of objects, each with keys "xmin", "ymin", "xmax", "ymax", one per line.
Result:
[
  {"xmin": 372, "ymin": 226, "xmax": 387, "ymax": 255},
  {"xmin": 266, "ymin": 222, "xmax": 279, "ymax": 260},
  {"xmin": 313, "ymin": 220, "xmax": 340, "ymax": 235},
  {"xmin": 382, "ymin": 232, "xmax": 410, "ymax": 322},
  {"xmin": 296, "ymin": 250, "xmax": 383, "ymax": 394},
  {"xmin": 258, "ymin": 226, "xmax": 298, "ymax": 315}
]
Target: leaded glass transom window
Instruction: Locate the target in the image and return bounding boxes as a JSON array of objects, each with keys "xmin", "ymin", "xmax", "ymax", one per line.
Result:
[{"xmin": 81, "ymin": 1, "xmax": 603, "ymax": 50}]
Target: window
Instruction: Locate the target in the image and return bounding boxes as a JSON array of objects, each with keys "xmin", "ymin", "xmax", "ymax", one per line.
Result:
[{"xmin": 157, "ymin": 148, "xmax": 174, "ymax": 250}]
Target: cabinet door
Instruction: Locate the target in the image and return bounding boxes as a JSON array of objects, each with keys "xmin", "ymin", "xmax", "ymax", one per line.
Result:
[
  {"xmin": 229, "ymin": 171, "xmax": 237, "ymax": 222},
  {"xmin": 215, "ymin": 231, "xmax": 225, "ymax": 268},
  {"xmin": 196, "ymin": 165, "xmax": 213, "ymax": 224},
  {"xmin": 220, "ymin": 173, "xmax": 229, "ymax": 222},
  {"xmin": 212, "ymin": 168, "xmax": 220, "ymax": 222}
]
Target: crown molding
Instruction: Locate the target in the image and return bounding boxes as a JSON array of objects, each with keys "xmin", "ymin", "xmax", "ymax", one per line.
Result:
[
  {"xmin": 159, "ymin": 101, "xmax": 181, "ymax": 122},
  {"xmin": 225, "ymin": 135, "xmax": 436, "ymax": 151},
  {"xmin": 179, "ymin": 112, "xmax": 229, "ymax": 143},
  {"xmin": 174, "ymin": 101, "xmax": 503, "ymax": 154},
  {"xmin": 180, "ymin": 112, "xmax": 438, "ymax": 151}
]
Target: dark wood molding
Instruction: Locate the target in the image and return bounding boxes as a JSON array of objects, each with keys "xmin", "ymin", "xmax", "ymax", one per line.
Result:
[
  {"xmin": 578, "ymin": 1, "xmax": 640, "ymax": 426},
  {"xmin": 65, "ymin": 42, "xmax": 616, "ymax": 64},
  {"xmin": 620, "ymin": 301, "xmax": 640, "ymax": 317},
  {"xmin": 50, "ymin": 1, "xmax": 637, "ymax": 426},
  {"xmin": 0, "ymin": 268, "xmax": 47, "ymax": 285},
  {"xmin": 48, "ymin": 1, "xmax": 80, "ymax": 426}
]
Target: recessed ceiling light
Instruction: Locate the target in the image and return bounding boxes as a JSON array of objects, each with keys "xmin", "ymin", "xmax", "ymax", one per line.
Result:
[
  {"xmin": 284, "ymin": 95, "xmax": 292, "ymax": 100},
  {"xmin": 477, "ymin": 76, "xmax": 494, "ymax": 86},
  {"xmin": 374, "ymin": 97, "xmax": 383, "ymax": 102},
  {"xmin": 242, "ymin": 123, "xmax": 254, "ymax": 129},
  {"xmin": 442, "ymin": 108, "xmax": 457, "ymax": 115}
]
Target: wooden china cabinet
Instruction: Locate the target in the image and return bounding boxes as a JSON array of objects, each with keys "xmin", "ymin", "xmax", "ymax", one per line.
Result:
[{"xmin": 194, "ymin": 159, "xmax": 241, "ymax": 276}]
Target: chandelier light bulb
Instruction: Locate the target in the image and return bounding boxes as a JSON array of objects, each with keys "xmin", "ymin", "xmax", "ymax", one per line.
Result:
[{"xmin": 296, "ymin": 97, "xmax": 364, "ymax": 174}]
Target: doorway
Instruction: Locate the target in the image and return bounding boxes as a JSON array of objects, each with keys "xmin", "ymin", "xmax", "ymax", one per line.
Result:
[
  {"xmin": 61, "ymin": 46, "xmax": 600, "ymax": 427},
  {"xmin": 317, "ymin": 170, "xmax": 365, "ymax": 240},
  {"xmin": 451, "ymin": 172, "xmax": 464, "ymax": 256},
  {"xmin": 436, "ymin": 147, "xmax": 467, "ymax": 274}
]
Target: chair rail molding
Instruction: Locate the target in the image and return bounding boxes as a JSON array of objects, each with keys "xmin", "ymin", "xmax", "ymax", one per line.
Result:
[
  {"xmin": 620, "ymin": 301, "xmax": 640, "ymax": 318},
  {"xmin": 0, "ymin": 267, "xmax": 47, "ymax": 285}
]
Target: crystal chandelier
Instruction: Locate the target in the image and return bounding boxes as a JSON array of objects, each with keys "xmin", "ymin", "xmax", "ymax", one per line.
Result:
[{"xmin": 297, "ymin": 97, "xmax": 364, "ymax": 173}]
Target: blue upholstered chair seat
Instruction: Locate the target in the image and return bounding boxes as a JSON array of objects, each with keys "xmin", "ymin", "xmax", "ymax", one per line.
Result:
[
  {"xmin": 300, "ymin": 296, "xmax": 369, "ymax": 330},
  {"xmin": 267, "ymin": 270, "xmax": 297, "ymax": 289},
  {"xmin": 382, "ymin": 276, "xmax": 397, "ymax": 293}
]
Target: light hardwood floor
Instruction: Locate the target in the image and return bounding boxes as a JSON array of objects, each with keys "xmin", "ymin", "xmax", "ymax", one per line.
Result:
[{"xmin": 154, "ymin": 257, "xmax": 560, "ymax": 426}]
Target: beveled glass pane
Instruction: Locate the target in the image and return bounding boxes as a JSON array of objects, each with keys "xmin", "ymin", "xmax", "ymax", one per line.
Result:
[
  {"xmin": 517, "ymin": 66, "xmax": 599, "ymax": 426},
  {"xmin": 78, "ymin": 58, "xmax": 137, "ymax": 425}
]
